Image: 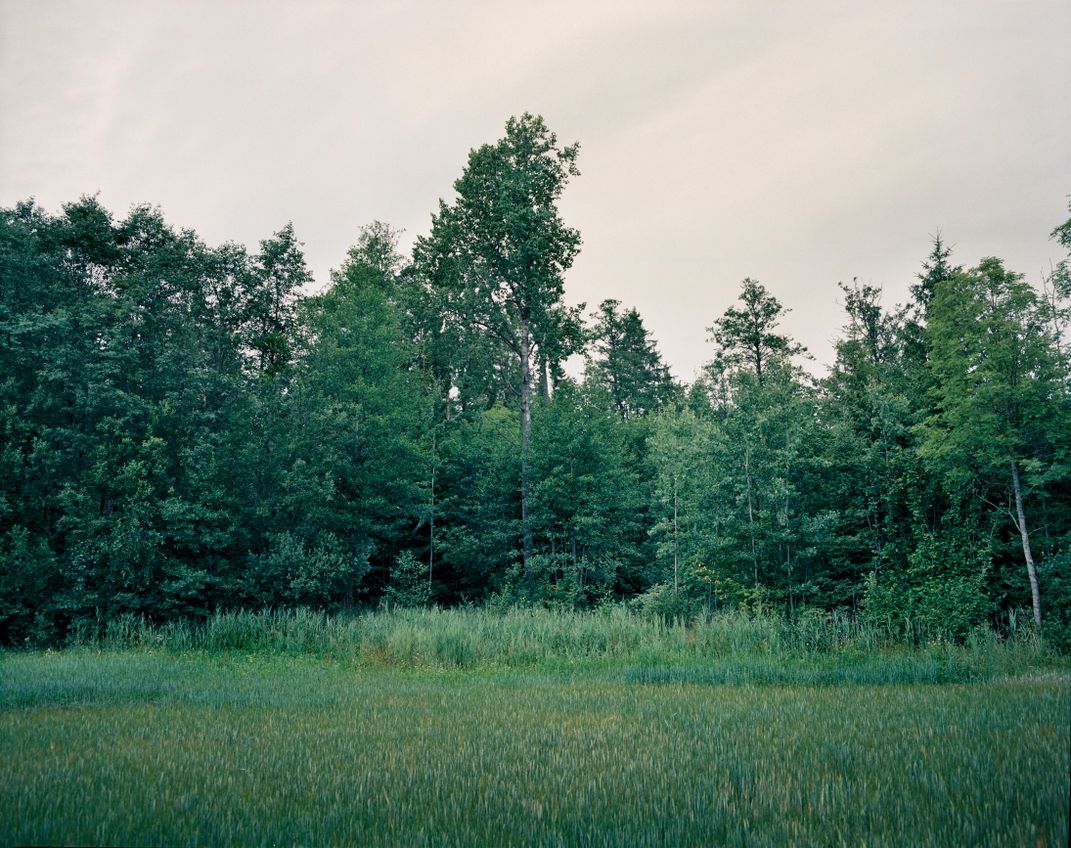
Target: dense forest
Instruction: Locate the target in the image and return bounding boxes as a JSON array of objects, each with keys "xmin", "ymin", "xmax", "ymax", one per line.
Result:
[{"xmin": 2, "ymin": 114, "xmax": 1069, "ymax": 647}]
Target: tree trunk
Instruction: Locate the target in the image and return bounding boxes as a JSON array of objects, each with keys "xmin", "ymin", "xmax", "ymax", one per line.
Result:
[
  {"xmin": 1010, "ymin": 461, "xmax": 1042, "ymax": 625},
  {"xmin": 520, "ymin": 321, "xmax": 534, "ymax": 579}
]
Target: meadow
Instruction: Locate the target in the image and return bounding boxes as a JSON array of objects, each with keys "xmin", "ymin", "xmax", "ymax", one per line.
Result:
[{"xmin": 2, "ymin": 608, "xmax": 1068, "ymax": 847}]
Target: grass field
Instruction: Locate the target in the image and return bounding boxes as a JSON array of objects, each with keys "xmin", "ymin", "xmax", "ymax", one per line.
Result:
[{"xmin": 2, "ymin": 610, "xmax": 1069, "ymax": 846}]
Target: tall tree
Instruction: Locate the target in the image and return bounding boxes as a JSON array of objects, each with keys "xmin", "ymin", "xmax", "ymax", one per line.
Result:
[
  {"xmin": 246, "ymin": 222, "xmax": 311, "ymax": 380},
  {"xmin": 648, "ymin": 408, "xmax": 716, "ymax": 602},
  {"xmin": 586, "ymin": 299, "xmax": 677, "ymax": 418},
  {"xmin": 527, "ymin": 381, "xmax": 646, "ymax": 605},
  {"xmin": 274, "ymin": 222, "xmax": 426, "ymax": 607},
  {"xmin": 707, "ymin": 278, "xmax": 803, "ymax": 388},
  {"xmin": 910, "ymin": 232, "xmax": 957, "ymax": 314},
  {"xmin": 412, "ymin": 114, "xmax": 581, "ymax": 577},
  {"xmin": 821, "ymin": 279, "xmax": 921, "ymax": 611},
  {"xmin": 699, "ymin": 279, "xmax": 823, "ymax": 612},
  {"xmin": 918, "ymin": 258, "xmax": 1066, "ymax": 625},
  {"xmin": 901, "ymin": 235, "xmax": 962, "ymax": 377},
  {"xmin": 1043, "ymin": 201, "xmax": 1071, "ymax": 379}
]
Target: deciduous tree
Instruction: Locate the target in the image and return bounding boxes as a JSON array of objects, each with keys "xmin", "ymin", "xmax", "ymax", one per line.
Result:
[{"xmin": 412, "ymin": 114, "xmax": 581, "ymax": 578}]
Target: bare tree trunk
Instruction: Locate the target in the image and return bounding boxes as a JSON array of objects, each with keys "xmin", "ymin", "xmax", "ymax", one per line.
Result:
[
  {"xmin": 520, "ymin": 321, "xmax": 534, "ymax": 580},
  {"xmin": 1010, "ymin": 461, "xmax": 1042, "ymax": 625}
]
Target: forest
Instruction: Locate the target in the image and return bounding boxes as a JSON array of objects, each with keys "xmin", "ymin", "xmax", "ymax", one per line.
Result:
[{"xmin": 2, "ymin": 114, "xmax": 1069, "ymax": 648}]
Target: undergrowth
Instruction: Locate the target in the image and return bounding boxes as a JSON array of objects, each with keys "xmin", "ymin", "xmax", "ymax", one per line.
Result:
[{"xmin": 29, "ymin": 605, "xmax": 1056, "ymax": 682}]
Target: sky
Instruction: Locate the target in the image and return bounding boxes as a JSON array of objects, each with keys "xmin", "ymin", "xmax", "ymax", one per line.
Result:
[{"xmin": 2, "ymin": 0, "xmax": 1069, "ymax": 380}]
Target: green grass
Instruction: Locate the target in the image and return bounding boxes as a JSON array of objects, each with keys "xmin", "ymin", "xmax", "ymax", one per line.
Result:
[
  {"xmin": 2, "ymin": 641, "xmax": 1068, "ymax": 846},
  {"xmin": 78, "ymin": 605, "xmax": 1058, "ymax": 673}
]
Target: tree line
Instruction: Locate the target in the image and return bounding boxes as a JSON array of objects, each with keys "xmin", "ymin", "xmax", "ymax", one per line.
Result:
[{"xmin": 2, "ymin": 114, "xmax": 1069, "ymax": 646}]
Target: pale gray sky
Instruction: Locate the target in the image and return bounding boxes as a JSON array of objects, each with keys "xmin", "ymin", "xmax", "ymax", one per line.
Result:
[{"xmin": 2, "ymin": 0, "xmax": 1069, "ymax": 379}]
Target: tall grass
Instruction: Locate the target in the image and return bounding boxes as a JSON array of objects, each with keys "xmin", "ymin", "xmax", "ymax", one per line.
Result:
[{"xmin": 68, "ymin": 605, "xmax": 1055, "ymax": 682}]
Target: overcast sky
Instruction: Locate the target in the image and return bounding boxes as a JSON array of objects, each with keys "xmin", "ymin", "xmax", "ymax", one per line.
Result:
[{"xmin": 2, "ymin": 0, "xmax": 1069, "ymax": 379}]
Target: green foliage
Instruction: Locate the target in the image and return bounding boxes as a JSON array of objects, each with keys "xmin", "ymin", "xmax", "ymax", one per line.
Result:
[
  {"xmin": 1, "ymin": 144, "xmax": 1068, "ymax": 651},
  {"xmin": 586, "ymin": 299, "xmax": 677, "ymax": 418},
  {"xmin": 918, "ymin": 259, "xmax": 1057, "ymax": 486},
  {"xmin": 910, "ymin": 232, "xmax": 959, "ymax": 313},
  {"xmin": 410, "ymin": 113, "xmax": 583, "ymax": 415},
  {"xmin": 526, "ymin": 382, "xmax": 647, "ymax": 605},
  {"xmin": 917, "ymin": 258, "xmax": 1067, "ymax": 625},
  {"xmin": 1037, "ymin": 549, "xmax": 1071, "ymax": 652},
  {"xmin": 904, "ymin": 531, "xmax": 991, "ymax": 637},
  {"xmin": 630, "ymin": 579, "xmax": 710, "ymax": 621},
  {"xmin": 707, "ymin": 277, "xmax": 805, "ymax": 385},
  {"xmin": 383, "ymin": 550, "xmax": 431, "ymax": 608},
  {"xmin": 411, "ymin": 113, "xmax": 584, "ymax": 577},
  {"xmin": 862, "ymin": 528, "xmax": 990, "ymax": 641},
  {"xmin": 433, "ymin": 405, "xmax": 521, "ymax": 599},
  {"xmin": 0, "ymin": 199, "xmax": 421, "ymax": 633},
  {"xmin": 0, "ymin": 526, "xmax": 56, "ymax": 642},
  {"xmin": 250, "ymin": 532, "xmax": 370, "ymax": 610},
  {"xmin": 247, "ymin": 222, "xmax": 311, "ymax": 379}
]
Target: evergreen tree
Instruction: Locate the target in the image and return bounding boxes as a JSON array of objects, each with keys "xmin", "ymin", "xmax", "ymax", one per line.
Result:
[
  {"xmin": 283, "ymin": 224, "xmax": 429, "ymax": 605},
  {"xmin": 910, "ymin": 232, "xmax": 957, "ymax": 314},
  {"xmin": 586, "ymin": 299, "xmax": 677, "ymax": 418},
  {"xmin": 692, "ymin": 280, "xmax": 824, "ymax": 613},
  {"xmin": 527, "ymin": 381, "xmax": 646, "ymax": 605},
  {"xmin": 820, "ymin": 279, "xmax": 915, "ymax": 603}
]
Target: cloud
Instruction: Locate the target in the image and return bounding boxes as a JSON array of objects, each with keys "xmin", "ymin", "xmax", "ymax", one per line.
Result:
[{"xmin": 2, "ymin": 0, "xmax": 1068, "ymax": 379}]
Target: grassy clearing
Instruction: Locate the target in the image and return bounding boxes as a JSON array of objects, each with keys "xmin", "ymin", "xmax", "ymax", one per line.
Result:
[{"xmin": 2, "ymin": 644, "xmax": 1069, "ymax": 846}]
